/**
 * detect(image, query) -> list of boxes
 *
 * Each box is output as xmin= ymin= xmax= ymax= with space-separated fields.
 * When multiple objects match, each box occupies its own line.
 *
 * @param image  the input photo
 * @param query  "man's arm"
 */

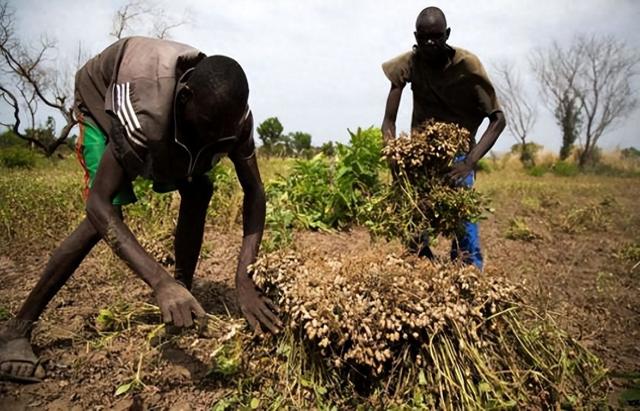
xmin=87 ymin=146 xmax=205 ymax=327
xmin=447 ymin=111 xmax=506 ymax=181
xmin=230 ymin=114 xmax=281 ymax=334
xmin=382 ymin=83 xmax=404 ymax=143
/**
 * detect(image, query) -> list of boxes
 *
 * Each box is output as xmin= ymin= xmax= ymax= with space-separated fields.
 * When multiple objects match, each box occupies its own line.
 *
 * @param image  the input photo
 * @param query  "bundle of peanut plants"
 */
xmin=368 ymin=120 xmax=487 ymax=246
xmin=249 ymin=245 xmax=608 ymax=409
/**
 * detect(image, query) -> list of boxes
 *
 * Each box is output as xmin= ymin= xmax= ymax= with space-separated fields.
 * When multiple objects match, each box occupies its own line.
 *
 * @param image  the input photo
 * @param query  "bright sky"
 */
xmin=4 ymin=0 xmax=640 ymax=152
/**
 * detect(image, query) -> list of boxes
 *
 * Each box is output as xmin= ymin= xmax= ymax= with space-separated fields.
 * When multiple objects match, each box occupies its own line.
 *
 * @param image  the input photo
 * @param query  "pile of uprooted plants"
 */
xmin=248 ymin=245 xmax=607 ymax=409
xmin=242 ymin=121 xmax=607 ymax=409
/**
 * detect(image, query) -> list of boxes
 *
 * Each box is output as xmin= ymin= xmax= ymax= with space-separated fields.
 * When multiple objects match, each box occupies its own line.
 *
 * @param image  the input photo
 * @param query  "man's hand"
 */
xmin=237 ymin=280 xmax=281 ymax=335
xmin=155 ymin=279 xmax=206 ymax=327
xmin=447 ymin=160 xmax=474 ymax=184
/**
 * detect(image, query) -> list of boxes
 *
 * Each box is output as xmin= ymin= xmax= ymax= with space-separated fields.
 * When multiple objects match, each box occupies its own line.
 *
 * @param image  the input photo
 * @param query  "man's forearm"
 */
xmin=382 ymin=119 xmax=396 ymax=143
xmin=86 ymin=199 xmax=171 ymax=289
xmin=235 ymin=187 xmax=266 ymax=285
xmin=466 ymin=112 xmax=506 ymax=165
xmin=382 ymin=84 xmax=403 ymax=143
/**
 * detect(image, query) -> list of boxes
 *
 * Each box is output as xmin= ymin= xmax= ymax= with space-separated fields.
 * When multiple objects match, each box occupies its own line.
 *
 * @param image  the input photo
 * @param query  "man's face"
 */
xmin=414 ymin=26 xmax=450 ymax=61
xmin=180 ymin=99 xmax=245 ymax=153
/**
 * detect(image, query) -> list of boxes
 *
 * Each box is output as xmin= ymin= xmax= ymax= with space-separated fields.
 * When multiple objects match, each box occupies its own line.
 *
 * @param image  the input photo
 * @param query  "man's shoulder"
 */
xmin=382 ymin=50 xmax=415 ymax=69
xmin=450 ymin=46 xmax=486 ymax=73
xmin=382 ymin=50 xmax=415 ymax=86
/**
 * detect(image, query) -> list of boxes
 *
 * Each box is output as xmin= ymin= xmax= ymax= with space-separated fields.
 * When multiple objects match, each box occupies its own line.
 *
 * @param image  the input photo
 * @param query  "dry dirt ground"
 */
xmin=0 ymin=173 xmax=639 ymax=410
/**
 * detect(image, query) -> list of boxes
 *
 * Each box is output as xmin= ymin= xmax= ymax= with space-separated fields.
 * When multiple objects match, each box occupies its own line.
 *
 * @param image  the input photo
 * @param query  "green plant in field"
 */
xmin=263 ymin=127 xmax=385 ymax=250
xmin=526 ymin=164 xmax=549 ymax=177
xmin=505 ymin=217 xmax=540 ymax=241
xmin=595 ymin=271 xmax=614 ymax=293
xmin=616 ymin=242 xmax=640 ymax=264
xmin=0 ymin=146 xmax=37 ymax=169
xmin=552 ymin=160 xmax=579 ymax=176
xmin=0 ymin=307 xmax=10 ymax=321
xmin=330 ymin=127 xmax=385 ymax=227
xmin=520 ymin=196 xmax=541 ymax=212
xmin=209 ymin=339 xmax=243 ymax=378
xmin=612 ymin=371 xmax=640 ymax=407
xmin=475 ymin=158 xmax=492 ymax=173
xmin=114 ymin=352 xmax=146 ymax=396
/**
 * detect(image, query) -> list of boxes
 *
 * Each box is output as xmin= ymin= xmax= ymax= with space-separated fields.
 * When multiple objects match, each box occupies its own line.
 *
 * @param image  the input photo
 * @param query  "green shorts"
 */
xmin=76 ymin=115 xmax=137 ymax=205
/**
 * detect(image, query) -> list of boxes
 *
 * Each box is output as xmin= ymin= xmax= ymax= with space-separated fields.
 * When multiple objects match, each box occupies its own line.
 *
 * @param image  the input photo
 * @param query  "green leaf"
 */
xmin=621 ymin=387 xmax=640 ymax=403
xmin=418 ymin=369 xmax=427 ymax=386
xmin=250 ymin=397 xmax=260 ymax=409
xmin=115 ymin=382 xmax=132 ymax=396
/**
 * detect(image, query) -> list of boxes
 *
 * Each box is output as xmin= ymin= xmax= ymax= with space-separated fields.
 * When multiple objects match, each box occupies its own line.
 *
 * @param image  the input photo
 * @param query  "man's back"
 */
xmin=74 ymin=36 xmax=206 ymax=182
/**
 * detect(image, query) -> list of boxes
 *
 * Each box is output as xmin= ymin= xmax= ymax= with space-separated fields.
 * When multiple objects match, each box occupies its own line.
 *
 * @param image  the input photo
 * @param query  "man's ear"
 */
xmin=445 ymin=27 xmax=451 ymax=41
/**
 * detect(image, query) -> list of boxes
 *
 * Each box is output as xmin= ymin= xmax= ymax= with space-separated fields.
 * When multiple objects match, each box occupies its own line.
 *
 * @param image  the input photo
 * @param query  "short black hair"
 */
xmin=416 ymin=7 xmax=447 ymax=31
xmin=188 ymin=55 xmax=249 ymax=119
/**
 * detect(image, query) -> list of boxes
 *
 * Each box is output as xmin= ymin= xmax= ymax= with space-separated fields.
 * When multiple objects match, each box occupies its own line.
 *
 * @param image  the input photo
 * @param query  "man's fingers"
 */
xmin=180 ymin=305 xmax=194 ymax=328
xmin=255 ymin=308 xmax=279 ymax=334
xmin=171 ymin=306 xmax=185 ymax=327
xmin=241 ymin=307 xmax=259 ymax=331
xmin=263 ymin=297 xmax=279 ymax=313
xmin=260 ymin=304 xmax=282 ymax=329
xmin=191 ymin=301 xmax=206 ymax=318
xmin=160 ymin=305 xmax=172 ymax=324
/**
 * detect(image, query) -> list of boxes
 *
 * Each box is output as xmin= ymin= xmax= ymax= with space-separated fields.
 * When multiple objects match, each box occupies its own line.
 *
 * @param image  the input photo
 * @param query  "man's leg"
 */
xmin=450 ymin=159 xmax=483 ymax=270
xmin=174 ymin=175 xmax=214 ymax=290
xmin=0 ymin=216 xmax=102 ymax=382
xmin=409 ymin=231 xmax=435 ymax=260
xmin=1 ymin=114 xmax=134 ymax=382
xmin=450 ymin=221 xmax=483 ymax=270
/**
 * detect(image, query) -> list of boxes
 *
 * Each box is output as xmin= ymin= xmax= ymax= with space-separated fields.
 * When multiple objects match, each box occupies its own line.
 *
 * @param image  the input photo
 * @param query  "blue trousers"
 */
xmin=418 ymin=161 xmax=483 ymax=270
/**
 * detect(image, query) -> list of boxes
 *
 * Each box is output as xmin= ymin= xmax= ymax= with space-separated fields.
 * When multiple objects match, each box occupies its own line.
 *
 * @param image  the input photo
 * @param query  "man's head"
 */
xmin=178 ymin=55 xmax=249 ymax=150
xmin=414 ymin=7 xmax=451 ymax=62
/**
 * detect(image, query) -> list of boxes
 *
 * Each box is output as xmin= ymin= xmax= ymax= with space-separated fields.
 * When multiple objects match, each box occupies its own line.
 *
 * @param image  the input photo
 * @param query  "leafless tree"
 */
xmin=532 ymin=35 xmax=639 ymax=167
xmin=111 ymin=0 xmax=191 ymax=40
xmin=573 ymin=35 xmax=639 ymax=167
xmin=493 ymin=61 xmax=537 ymax=166
xmin=0 ymin=2 xmax=77 ymax=156
xmin=530 ymin=41 xmax=583 ymax=161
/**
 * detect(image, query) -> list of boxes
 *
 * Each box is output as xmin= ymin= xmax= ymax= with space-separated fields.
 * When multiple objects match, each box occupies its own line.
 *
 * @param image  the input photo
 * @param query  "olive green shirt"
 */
xmin=382 ymin=46 xmax=501 ymax=144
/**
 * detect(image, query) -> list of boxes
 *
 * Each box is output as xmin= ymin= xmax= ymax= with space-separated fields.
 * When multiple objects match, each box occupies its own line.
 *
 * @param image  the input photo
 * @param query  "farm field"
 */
xmin=0 ymin=154 xmax=639 ymax=410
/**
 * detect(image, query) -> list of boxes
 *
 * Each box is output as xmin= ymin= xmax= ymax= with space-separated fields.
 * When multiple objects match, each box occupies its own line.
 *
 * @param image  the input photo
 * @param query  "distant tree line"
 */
xmin=256 ymin=116 xmax=336 ymax=158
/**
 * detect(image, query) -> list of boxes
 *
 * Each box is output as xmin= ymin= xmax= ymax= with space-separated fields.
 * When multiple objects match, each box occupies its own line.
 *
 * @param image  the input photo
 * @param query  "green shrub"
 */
xmin=526 ymin=164 xmax=549 ymax=177
xmin=0 ymin=147 xmax=37 ymax=169
xmin=552 ymin=160 xmax=579 ymax=177
xmin=475 ymin=158 xmax=492 ymax=173
xmin=621 ymin=147 xmax=640 ymax=159
xmin=0 ymin=130 xmax=25 ymax=147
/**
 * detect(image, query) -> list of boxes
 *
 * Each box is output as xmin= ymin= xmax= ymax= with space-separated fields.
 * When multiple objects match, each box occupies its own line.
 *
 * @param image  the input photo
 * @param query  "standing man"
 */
xmin=0 ymin=36 xmax=280 ymax=383
xmin=381 ymin=7 xmax=506 ymax=269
